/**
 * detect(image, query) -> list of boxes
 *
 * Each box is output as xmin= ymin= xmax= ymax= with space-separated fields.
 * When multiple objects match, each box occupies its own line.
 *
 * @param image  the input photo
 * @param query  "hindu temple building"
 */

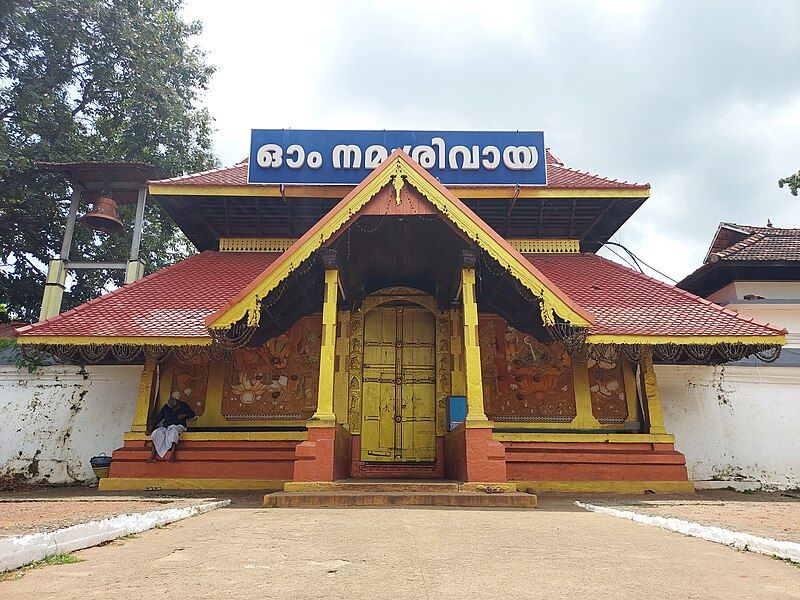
xmin=15 ymin=131 xmax=787 ymax=496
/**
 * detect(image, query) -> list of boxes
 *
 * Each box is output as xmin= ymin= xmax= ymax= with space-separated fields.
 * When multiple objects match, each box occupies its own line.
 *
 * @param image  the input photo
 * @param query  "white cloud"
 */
xmin=181 ymin=0 xmax=800 ymax=281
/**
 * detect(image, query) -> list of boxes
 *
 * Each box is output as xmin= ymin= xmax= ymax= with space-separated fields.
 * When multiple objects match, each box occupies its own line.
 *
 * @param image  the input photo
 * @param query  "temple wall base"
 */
xmin=107 ymin=439 xmax=300 ymax=482
xmin=503 ymin=441 xmax=691 ymax=493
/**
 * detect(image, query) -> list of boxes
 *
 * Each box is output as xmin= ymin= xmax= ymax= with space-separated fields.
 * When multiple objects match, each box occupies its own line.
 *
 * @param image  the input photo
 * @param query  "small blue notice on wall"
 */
xmin=248 ymin=130 xmax=546 ymax=186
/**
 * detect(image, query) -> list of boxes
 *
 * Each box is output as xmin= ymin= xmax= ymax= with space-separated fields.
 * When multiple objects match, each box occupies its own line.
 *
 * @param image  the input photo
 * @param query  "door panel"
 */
xmin=361 ymin=305 xmax=436 ymax=462
xmin=362 ymin=307 xmax=397 ymax=461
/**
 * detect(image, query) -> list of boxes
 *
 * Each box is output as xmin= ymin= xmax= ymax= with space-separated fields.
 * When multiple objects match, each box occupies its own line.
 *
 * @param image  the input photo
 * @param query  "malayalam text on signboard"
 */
xmin=248 ymin=130 xmax=546 ymax=185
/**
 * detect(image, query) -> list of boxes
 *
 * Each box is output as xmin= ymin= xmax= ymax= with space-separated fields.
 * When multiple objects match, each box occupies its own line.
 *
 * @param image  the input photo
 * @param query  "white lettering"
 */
xmin=256 ymin=144 xmax=282 ymax=168
xmin=481 ymin=145 xmax=500 ymax=169
xmin=431 ymin=137 xmax=446 ymax=169
xmin=411 ymin=145 xmax=436 ymax=168
xmin=332 ymin=144 xmax=362 ymax=169
xmin=502 ymin=145 xmax=539 ymax=170
xmin=365 ymin=145 xmax=388 ymax=168
xmin=285 ymin=144 xmax=305 ymax=169
xmin=307 ymin=151 xmax=323 ymax=169
xmin=448 ymin=145 xmax=480 ymax=170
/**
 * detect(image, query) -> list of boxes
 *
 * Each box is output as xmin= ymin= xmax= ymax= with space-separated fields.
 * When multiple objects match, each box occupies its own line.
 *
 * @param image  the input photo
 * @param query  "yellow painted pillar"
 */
xmin=461 ymin=267 xmax=489 ymax=424
xmin=622 ymin=357 xmax=640 ymax=425
xmin=124 ymin=259 xmax=145 ymax=284
xmin=449 ymin=308 xmax=466 ymax=396
xmin=571 ymin=359 xmax=601 ymax=428
xmin=39 ymin=259 xmax=67 ymax=320
xmin=640 ymin=349 xmax=667 ymax=434
xmin=310 ymin=267 xmax=339 ymax=425
xmin=130 ymin=359 xmax=157 ymax=433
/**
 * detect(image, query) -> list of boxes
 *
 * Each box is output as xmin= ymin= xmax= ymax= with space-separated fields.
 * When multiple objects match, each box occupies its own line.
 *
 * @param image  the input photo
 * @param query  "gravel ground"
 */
xmin=594 ymin=489 xmax=800 ymax=543
xmin=0 ymin=487 xmax=210 ymax=538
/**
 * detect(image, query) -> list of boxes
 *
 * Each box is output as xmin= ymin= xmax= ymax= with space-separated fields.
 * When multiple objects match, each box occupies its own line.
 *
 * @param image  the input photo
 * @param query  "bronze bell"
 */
xmin=79 ymin=196 xmax=124 ymax=234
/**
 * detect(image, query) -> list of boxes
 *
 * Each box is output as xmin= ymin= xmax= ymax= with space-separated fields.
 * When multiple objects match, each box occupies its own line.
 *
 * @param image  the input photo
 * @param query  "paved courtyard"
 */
xmin=1 ymin=495 xmax=798 ymax=599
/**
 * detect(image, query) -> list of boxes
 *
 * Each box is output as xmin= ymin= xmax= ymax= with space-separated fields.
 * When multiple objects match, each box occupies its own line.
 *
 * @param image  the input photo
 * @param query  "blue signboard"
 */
xmin=247 ymin=129 xmax=546 ymax=186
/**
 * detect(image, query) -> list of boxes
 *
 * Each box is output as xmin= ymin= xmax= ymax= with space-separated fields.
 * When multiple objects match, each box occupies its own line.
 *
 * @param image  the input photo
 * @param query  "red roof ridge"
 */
xmin=149 ymin=163 xmax=245 ymax=185
xmin=17 ymin=252 xmax=208 ymax=336
xmin=546 ymin=161 xmax=650 ymax=189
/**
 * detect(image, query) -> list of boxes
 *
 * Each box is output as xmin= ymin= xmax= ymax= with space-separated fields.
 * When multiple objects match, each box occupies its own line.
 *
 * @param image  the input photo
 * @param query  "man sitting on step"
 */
xmin=147 ymin=394 xmax=196 ymax=462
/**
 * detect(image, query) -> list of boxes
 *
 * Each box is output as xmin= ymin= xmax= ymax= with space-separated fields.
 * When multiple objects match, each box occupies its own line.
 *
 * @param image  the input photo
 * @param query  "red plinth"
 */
xmin=107 ymin=439 xmax=300 ymax=480
xmin=503 ymin=441 xmax=689 ymax=482
xmin=444 ymin=425 xmax=507 ymax=482
xmin=293 ymin=425 xmax=351 ymax=482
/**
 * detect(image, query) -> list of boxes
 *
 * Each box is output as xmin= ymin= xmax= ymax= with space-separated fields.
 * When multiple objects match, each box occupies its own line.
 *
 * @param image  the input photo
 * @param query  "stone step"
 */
xmin=263 ymin=491 xmax=538 ymax=509
xmin=284 ymin=480 xmax=461 ymax=493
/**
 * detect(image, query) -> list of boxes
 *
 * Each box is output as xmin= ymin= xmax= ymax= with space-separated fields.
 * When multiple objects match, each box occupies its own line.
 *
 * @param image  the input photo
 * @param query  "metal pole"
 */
xmin=130 ymin=185 xmax=147 ymax=261
xmin=60 ymin=187 xmax=82 ymax=259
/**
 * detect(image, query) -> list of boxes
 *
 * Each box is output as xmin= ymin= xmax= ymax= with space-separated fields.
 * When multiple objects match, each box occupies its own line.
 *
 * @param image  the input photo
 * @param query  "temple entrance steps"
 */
xmin=263 ymin=479 xmax=538 ymax=508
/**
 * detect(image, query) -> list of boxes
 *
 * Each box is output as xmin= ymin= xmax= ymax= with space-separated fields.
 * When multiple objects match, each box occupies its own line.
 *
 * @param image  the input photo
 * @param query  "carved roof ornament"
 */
xmin=461 ymin=249 xmax=478 ymax=270
xmin=319 ymin=248 xmax=339 ymax=270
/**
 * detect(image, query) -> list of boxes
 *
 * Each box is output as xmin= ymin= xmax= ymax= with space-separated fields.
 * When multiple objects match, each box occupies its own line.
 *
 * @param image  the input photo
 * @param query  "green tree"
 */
xmin=779 ymin=171 xmax=800 ymax=196
xmin=0 ymin=0 xmax=216 ymax=323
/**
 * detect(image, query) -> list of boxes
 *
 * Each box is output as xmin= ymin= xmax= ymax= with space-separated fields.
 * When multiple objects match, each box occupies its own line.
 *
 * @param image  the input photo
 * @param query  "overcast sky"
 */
xmin=182 ymin=0 xmax=800 ymax=282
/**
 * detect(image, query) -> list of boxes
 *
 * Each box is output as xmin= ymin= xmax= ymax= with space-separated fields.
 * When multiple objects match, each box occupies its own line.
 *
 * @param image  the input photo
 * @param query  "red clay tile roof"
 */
xmin=16 ymin=252 xmax=280 ymax=340
xmin=151 ymin=149 xmax=648 ymax=191
xmin=528 ymin=253 xmax=786 ymax=338
xmin=16 ymin=250 xmax=784 ymax=343
xmin=705 ymin=223 xmax=800 ymax=263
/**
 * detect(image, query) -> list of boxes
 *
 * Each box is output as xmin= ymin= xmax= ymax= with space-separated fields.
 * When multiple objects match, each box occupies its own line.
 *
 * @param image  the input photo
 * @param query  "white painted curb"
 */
xmin=575 ymin=501 xmax=800 ymax=564
xmin=0 ymin=499 xmax=230 ymax=572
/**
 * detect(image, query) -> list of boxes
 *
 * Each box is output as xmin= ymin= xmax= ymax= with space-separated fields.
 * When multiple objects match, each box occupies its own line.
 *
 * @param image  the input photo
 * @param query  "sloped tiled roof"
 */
xmin=705 ymin=223 xmax=800 ymax=263
xmin=16 ymin=252 xmax=280 ymax=340
xmin=529 ymin=253 xmax=786 ymax=338
xmin=15 ymin=250 xmax=784 ymax=343
xmin=150 ymin=150 xmax=648 ymax=191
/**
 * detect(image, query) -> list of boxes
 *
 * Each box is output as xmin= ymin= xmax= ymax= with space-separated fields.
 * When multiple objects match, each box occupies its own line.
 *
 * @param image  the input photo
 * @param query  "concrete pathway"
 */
xmin=1 ymin=497 xmax=798 ymax=599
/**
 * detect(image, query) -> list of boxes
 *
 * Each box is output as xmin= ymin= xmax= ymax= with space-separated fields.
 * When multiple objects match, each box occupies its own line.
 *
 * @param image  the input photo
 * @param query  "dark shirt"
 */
xmin=153 ymin=400 xmax=196 ymax=429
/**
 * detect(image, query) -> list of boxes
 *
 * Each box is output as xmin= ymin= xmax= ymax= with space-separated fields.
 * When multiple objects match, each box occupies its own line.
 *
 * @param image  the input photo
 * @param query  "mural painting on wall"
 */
xmin=169 ymin=359 xmax=209 ymax=416
xmin=588 ymin=351 xmax=629 ymax=423
xmin=221 ymin=315 xmax=323 ymax=420
xmin=478 ymin=315 xmax=576 ymax=421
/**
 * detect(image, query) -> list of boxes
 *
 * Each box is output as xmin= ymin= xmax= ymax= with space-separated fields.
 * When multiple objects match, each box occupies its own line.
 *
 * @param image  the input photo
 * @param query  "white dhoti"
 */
xmin=151 ymin=424 xmax=186 ymax=458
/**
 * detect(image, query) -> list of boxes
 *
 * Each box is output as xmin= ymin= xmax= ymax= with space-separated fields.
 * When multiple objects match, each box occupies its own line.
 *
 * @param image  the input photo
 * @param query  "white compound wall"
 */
xmin=658 ymin=364 xmax=800 ymax=490
xmin=0 ymin=364 xmax=140 ymax=483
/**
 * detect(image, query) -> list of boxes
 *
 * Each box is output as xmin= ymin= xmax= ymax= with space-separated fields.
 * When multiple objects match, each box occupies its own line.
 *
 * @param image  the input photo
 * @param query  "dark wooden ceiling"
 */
xmin=155 ymin=193 xmax=643 ymax=253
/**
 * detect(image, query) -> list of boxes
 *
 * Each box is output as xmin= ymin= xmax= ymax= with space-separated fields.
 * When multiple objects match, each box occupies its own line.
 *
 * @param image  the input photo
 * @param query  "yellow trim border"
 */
xmin=508 ymin=239 xmax=580 ymax=253
xmin=99 ymin=477 xmax=287 ymax=491
xmin=149 ymin=182 xmax=650 ymax=200
xmin=493 ymin=432 xmax=676 ymax=443
xmin=123 ymin=431 xmax=307 ymax=442
xmin=587 ymin=334 xmax=786 ymax=346
xmin=514 ymin=480 xmax=695 ymax=494
xmin=219 ymin=237 xmax=297 ymax=252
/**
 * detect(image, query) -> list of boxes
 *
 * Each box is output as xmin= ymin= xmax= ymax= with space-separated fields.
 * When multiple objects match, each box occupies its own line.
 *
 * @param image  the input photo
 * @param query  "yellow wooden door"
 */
xmin=361 ymin=305 xmax=436 ymax=462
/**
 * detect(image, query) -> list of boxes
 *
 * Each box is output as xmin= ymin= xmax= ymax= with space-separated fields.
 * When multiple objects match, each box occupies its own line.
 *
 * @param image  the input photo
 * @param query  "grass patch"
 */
xmin=771 ymin=555 xmax=800 ymax=568
xmin=117 ymin=533 xmax=139 ymax=540
xmin=0 ymin=552 xmax=83 ymax=582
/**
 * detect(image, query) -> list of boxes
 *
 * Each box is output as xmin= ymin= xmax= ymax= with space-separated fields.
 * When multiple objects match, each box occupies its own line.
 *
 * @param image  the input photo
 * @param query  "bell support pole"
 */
xmin=36 ymin=162 xmax=158 ymax=320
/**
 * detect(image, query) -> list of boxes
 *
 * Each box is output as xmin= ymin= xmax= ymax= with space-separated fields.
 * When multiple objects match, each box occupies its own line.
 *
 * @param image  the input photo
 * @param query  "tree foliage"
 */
xmin=0 ymin=0 xmax=217 ymax=322
xmin=779 ymin=171 xmax=800 ymax=196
